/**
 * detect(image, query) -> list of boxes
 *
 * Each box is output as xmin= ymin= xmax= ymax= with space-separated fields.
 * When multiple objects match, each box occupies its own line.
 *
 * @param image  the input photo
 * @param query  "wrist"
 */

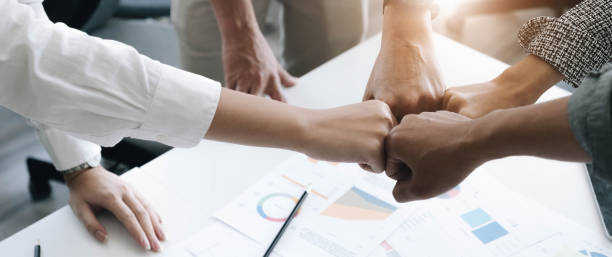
xmin=292 ymin=109 xmax=320 ymax=155
xmin=494 ymin=55 xmax=563 ymax=104
xmin=382 ymin=7 xmax=433 ymax=50
xmin=64 ymin=166 xmax=97 ymax=185
xmin=470 ymin=109 xmax=521 ymax=161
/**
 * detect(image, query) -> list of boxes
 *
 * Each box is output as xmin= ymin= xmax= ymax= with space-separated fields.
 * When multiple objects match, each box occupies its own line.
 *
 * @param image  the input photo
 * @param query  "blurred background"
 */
xmin=0 ymin=0 xmax=579 ymax=241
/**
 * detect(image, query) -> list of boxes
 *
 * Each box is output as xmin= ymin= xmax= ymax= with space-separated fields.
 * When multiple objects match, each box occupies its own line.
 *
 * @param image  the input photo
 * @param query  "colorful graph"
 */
xmin=580 ymin=250 xmax=609 ymax=257
xmin=438 ymin=185 xmax=461 ymax=199
xmin=460 ymin=208 xmax=508 ymax=244
xmin=322 ymin=187 xmax=397 ymax=220
xmin=257 ymin=193 xmax=298 ymax=222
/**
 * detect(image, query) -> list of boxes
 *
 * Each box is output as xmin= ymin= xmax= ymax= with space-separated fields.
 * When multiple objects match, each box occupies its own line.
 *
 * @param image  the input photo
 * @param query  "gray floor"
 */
xmin=0 ymin=5 xmax=559 ymax=241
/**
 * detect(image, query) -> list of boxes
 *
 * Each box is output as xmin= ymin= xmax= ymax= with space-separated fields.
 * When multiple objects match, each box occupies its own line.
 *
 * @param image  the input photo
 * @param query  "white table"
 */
xmin=0 ymin=34 xmax=603 ymax=256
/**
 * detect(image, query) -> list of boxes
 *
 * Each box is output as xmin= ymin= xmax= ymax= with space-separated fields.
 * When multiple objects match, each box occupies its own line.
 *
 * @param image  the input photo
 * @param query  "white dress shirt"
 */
xmin=1 ymin=0 xmax=221 ymax=170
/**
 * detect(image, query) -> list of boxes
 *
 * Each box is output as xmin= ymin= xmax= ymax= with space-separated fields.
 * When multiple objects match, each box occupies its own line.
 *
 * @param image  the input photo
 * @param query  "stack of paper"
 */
xmin=180 ymin=154 xmax=612 ymax=257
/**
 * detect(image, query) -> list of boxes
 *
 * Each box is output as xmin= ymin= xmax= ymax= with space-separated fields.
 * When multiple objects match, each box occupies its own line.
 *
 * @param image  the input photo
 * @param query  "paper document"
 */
xmin=214 ymin=154 xmax=416 ymax=257
xmin=368 ymin=172 xmax=612 ymax=257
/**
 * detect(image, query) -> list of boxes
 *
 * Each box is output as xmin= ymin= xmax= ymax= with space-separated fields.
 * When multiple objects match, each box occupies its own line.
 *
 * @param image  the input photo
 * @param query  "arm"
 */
xmin=443 ymin=54 xmax=563 ymax=118
xmin=385 ymin=97 xmax=591 ymax=202
xmin=518 ymin=0 xmax=612 ymax=87
xmin=209 ymin=0 xmax=296 ymax=101
xmin=443 ymin=0 xmax=612 ymax=118
xmin=206 ymin=89 xmax=396 ymax=172
xmin=363 ymin=0 xmax=445 ymax=119
xmin=1 ymin=0 xmax=394 ymax=168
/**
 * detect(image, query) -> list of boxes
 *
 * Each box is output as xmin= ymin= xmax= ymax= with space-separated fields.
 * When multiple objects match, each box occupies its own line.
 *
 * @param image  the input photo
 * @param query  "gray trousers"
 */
xmin=171 ymin=0 xmax=382 ymax=82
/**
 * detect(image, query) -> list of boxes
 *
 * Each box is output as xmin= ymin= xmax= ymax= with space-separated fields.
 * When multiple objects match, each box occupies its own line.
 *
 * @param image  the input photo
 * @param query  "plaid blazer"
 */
xmin=518 ymin=0 xmax=612 ymax=87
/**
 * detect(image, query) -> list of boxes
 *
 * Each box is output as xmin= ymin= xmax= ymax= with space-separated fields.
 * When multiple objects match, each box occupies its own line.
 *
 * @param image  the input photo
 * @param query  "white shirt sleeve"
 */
xmin=0 ymin=0 xmax=221 ymax=148
xmin=20 ymin=1 xmax=103 ymax=172
xmin=36 ymin=126 xmax=102 ymax=171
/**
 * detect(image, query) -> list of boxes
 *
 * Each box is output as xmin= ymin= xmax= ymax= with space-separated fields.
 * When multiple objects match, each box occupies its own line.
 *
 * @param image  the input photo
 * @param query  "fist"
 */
xmin=384 ymin=111 xmax=485 ymax=202
xmin=303 ymin=100 xmax=396 ymax=173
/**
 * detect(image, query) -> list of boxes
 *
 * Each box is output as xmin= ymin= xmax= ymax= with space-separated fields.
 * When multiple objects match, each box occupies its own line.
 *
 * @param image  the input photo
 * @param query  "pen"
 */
xmin=262 ymin=184 xmax=312 ymax=257
xmin=34 ymin=239 xmax=40 ymax=257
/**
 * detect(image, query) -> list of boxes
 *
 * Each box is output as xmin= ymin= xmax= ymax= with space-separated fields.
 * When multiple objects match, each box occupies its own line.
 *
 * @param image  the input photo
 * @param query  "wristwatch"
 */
xmin=59 ymin=162 xmax=94 ymax=175
xmin=58 ymin=154 xmax=101 ymax=175
xmin=383 ymin=0 xmax=439 ymax=19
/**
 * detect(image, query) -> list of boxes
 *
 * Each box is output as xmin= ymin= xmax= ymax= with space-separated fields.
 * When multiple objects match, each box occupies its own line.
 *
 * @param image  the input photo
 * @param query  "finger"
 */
xmin=359 ymin=163 xmax=374 ymax=173
xmin=267 ymin=83 xmax=287 ymax=102
xmin=225 ymin=75 xmax=237 ymax=90
xmin=279 ymin=68 xmax=297 ymax=88
xmin=105 ymin=199 xmax=151 ymax=251
xmin=235 ymin=82 xmax=250 ymax=93
xmin=134 ymin=192 xmax=165 ymax=241
xmin=362 ymin=92 xmax=374 ymax=102
xmin=72 ymin=201 xmax=108 ymax=242
xmin=393 ymin=180 xmax=418 ymax=203
xmin=124 ymin=193 xmax=162 ymax=252
xmin=368 ymin=146 xmax=387 ymax=174
xmin=437 ymin=111 xmax=472 ymax=121
xmin=252 ymin=75 xmax=268 ymax=96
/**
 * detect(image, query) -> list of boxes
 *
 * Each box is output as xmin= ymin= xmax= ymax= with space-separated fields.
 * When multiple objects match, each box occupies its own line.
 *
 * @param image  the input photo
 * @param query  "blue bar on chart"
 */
xmin=460 ymin=208 xmax=492 ymax=228
xmin=472 ymin=222 xmax=508 ymax=244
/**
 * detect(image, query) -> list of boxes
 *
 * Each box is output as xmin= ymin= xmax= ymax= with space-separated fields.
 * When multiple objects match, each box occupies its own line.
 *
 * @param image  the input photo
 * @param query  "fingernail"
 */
xmin=152 ymin=240 xmax=162 ymax=252
xmin=158 ymin=228 xmax=166 ymax=241
xmin=95 ymin=230 xmax=107 ymax=242
xmin=141 ymin=238 xmax=151 ymax=250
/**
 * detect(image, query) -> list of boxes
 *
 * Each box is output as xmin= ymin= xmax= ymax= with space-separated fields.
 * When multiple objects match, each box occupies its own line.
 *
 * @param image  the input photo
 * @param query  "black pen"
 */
xmin=262 ymin=184 xmax=312 ymax=257
xmin=34 ymin=239 xmax=40 ymax=257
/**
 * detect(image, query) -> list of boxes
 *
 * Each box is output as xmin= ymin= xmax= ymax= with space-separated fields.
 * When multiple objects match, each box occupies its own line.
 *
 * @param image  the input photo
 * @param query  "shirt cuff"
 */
xmin=36 ymin=126 xmax=102 ymax=171
xmin=568 ymin=67 xmax=612 ymax=183
xmin=133 ymin=60 xmax=222 ymax=148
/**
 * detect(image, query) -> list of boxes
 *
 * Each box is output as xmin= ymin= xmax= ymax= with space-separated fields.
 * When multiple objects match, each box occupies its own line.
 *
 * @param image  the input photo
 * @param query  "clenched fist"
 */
xmin=384 ymin=111 xmax=483 ymax=202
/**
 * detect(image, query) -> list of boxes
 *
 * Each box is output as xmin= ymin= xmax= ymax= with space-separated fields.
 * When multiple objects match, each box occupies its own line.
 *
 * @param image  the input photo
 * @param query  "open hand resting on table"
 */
xmin=65 ymin=166 xmax=165 ymax=252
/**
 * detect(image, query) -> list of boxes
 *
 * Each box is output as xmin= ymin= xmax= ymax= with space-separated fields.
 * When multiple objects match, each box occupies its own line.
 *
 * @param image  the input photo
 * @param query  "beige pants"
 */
xmin=171 ymin=0 xmax=382 ymax=82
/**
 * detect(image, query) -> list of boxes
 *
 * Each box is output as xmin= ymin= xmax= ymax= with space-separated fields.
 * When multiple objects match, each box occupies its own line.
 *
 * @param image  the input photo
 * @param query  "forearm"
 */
xmin=382 ymin=2 xmax=433 ymax=50
xmin=210 ymin=0 xmax=260 ymax=44
xmin=205 ymin=88 xmax=309 ymax=152
xmin=472 ymin=97 xmax=591 ymax=162
xmin=493 ymin=55 xmax=564 ymax=104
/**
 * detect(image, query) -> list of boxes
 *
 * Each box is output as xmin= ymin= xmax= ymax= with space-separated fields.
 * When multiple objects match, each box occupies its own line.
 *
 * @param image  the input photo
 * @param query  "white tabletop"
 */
xmin=0 ymin=33 xmax=602 ymax=256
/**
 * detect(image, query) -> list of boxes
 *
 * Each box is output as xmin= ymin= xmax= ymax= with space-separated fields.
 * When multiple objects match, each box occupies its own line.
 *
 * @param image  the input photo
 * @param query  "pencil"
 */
xmin=262 ymin=184 xmax=312 ymax=257
xmin=34 ymin=239 xmax=40 ymax=257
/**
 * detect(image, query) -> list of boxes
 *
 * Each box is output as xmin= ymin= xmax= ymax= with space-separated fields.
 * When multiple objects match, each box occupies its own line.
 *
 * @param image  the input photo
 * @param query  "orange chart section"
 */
xmin=321 ymin=203 xmax=392 ymax=220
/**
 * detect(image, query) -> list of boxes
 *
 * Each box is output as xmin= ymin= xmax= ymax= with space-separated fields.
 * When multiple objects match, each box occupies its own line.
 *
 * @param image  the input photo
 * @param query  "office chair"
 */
xmin=28 ymin=0 xmax=175 ymax=201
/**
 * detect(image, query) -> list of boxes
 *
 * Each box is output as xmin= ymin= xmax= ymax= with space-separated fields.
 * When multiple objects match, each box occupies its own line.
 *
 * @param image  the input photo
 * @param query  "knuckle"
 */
xmin=124 ymin=212 xmax=136 ymax=221
xmin=135 ymin=207 xmax=148 ymax=219
xmin=102 ymin=191 xmax=119 ymax=202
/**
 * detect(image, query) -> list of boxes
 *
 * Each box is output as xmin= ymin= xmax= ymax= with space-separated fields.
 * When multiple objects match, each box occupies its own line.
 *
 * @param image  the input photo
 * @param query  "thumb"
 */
xmin=392 ymin=179 xmax=419 ymax=203
xmin=73 ymin=201 xmax=107 ymax=242
xmin=278 ymin=68 xmax=297 ymax=88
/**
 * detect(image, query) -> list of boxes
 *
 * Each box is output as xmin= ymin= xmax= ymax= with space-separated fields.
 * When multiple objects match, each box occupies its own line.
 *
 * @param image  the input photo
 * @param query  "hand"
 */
xmin=385 ymin=111 xmax=484 ymax=202
xmin=443 ymin=55 xmax=564 ymax=118
xmin=222 ymin=31 xmax=297 ymax=102
xmin=301 ymin=100 xmax=396 ymax=173
xmin=363 ymin=5 xmax=444 ymax=119
xmin=65 ymin=166 xmax=164 ymax=252
xmin=442 ymin=79 xmax=534 ymax=118
xmin=364 ymin=42 xmax=445 ymax=119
